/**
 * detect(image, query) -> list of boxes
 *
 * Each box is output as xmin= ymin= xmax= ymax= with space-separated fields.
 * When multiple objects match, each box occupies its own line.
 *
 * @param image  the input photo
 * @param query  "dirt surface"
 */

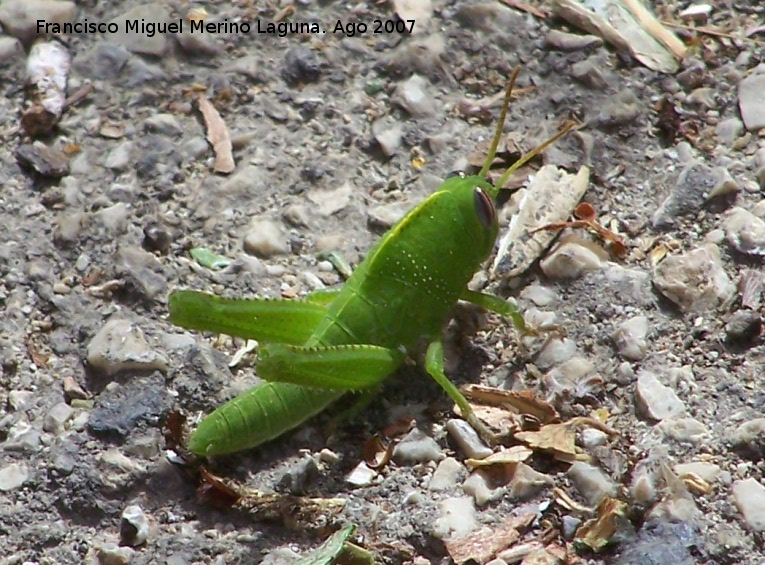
xmin=2 ymin=0 xmax=765 ymax=563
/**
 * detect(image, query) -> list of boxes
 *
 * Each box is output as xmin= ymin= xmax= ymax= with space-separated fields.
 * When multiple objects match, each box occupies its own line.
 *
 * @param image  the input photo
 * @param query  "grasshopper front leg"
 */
xmin=425 ymin=339 xmax=501 ymax=445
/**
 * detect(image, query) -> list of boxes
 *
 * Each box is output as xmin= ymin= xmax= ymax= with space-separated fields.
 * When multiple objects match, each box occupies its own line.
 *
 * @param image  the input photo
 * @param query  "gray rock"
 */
xmin=0 ymin=0 xmax=76 ymax=43
xmin=716 ymin=117 xmax=744 ymax=145
xmin=653 ymin=161 xmax=725 ymax=228
xmin=87 ymin=317 xmax=169 ymax=376
xmin=733 ymin=478 xmax=765 ymax=531
xmin=89 ymin=377 xmax=172 ymax=439
xmin=368 ymin=202 xmax=410 ymax=230
xmin=571 ymin=58 xmax=608 ymax=89
xmin=281 ymin=45 xmax=321 ymax=85
xmin=307 ymin=183 xmax=352 ymax=217
xmin=594 ymin=90 xmax=640 ymax=127
xmin=636 ymin=371 xmax=686 ymax=421
xmin=373 ymin=121 xmax=404 ymax=157
xmin=432 ymin=496 xmax=477 ymax=539
xmin=653 ymin=244 xmax=734 ymax=312
xmin=72 ymin=42 xmax=130 ymax=80
xmin=392 ymin=74 xmax=435 ymax=117
xmin=568 ymin=461 xmax=617 ymax=506
xmin=614 ymin=521 xmax=698 ymax=565
xmin=738 ymin=72 xmax=765 ymax=131
xmin=429 ymin=457 xmax=464 ymax=491
xmin=658 ymin=418 xmax=709 ymax=443
xmin=725 ymin=207 xmax=765 ymax=256
xmin=16 ymin=143 xmax=70 ymax=178
xmin=243 ymin=220 xmax=289 ymax=257
xmin=545 ymin=30 xmax=603 ymax=51
xmin=175 ymin=30 xmax=221 ymax=57
xmin=508 ymin=462 xmax=553 ymax=500
xmin=0 ymin=463 xmax=29 ymax=491
xmin=43 ymin=402 xmax=75 ymax=434
xmin=109 ymin=4 xmax=171 ymax=56
xmin=463 ymin=470 xmax=503 ymax=506
xmin=612 ymin=316 xmax=649 ymax=360
xmin=730 ymin=418 xmax=765 ymax=461
xmin=445 ymin=419 xmax=492 ymax=460
xmin=114 ymin=245 xmax=168 ymax=301
xmin=143 ymin=113 xmax=184 ymax=137
xmin=97 ymin=203 xmax=130 ymax=234
xmin=104 ymin=141 xmax=133 ymax=172
xmin=392 ymin=428 xmax=445 ymax=464
xmin=120 ymin=505 xmax=150 ymax=546
xmin=0 ymin=36 xmax=23 ymax=65
xmin=725 ymin=310 xmax=762 ymax=344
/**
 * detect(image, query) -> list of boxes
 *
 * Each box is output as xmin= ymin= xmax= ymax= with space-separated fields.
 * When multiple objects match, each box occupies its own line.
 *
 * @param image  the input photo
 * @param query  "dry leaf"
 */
xmin=463 ymin=385 xmax=560 ymax=424
xmin=445 ymin=513 xmax=535 ymax=565
xmin=197 ymin=96 xmax=235 ymax=173
xmin=466 ymin=445 xmax=533 ymax=468
xmin=516 ymin=417 xmax=615 ymax=463
xmin=574 ymin=497 xmax=630 ymax=551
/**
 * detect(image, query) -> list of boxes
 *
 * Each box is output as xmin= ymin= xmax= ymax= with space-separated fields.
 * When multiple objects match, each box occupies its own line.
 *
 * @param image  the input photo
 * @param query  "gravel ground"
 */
xmin=2 ymin=0 xmax=765 ymax=564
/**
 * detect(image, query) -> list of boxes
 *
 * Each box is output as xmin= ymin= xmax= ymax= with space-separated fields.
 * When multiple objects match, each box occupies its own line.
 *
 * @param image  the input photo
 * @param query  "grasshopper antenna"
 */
xmin=478 ymin=66 xmax=521 ymax=180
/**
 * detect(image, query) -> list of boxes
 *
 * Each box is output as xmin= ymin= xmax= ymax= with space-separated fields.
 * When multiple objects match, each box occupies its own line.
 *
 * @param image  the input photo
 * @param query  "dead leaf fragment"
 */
xmin=516 ymin=417 xmax=616 ymax=463
xmin=445 ymin=513 xmax=535 ymax=565
xmin=466 ymin=445 xmax=533 ymax=468
xmin=463 ymin=385 xmax=560 ymax=425
xmin=197 ymin=96 xmax=235 ymax=173
xmin=574 ymin=497 xmax=630 ymax=551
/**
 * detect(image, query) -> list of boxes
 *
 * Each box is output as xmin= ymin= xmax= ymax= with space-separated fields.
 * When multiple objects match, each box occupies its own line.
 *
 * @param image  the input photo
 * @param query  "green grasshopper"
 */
xmin=169 ymin=68 xmax=570 ymax=455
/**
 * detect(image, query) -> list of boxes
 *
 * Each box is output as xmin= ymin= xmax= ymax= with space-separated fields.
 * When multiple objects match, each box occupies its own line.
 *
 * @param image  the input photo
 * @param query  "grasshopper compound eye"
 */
xmin=474 ymin=187 xmax=496 ymax=230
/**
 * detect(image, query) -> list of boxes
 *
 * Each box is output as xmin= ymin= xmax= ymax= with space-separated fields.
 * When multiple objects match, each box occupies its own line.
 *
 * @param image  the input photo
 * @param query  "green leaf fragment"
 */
xmin=317 ymin=251 xmax=353 ymax=280
xmin=292 ymin=524 xmax=375 ymax=565
xmin=190 ymin=247 xmax=231 ymax=270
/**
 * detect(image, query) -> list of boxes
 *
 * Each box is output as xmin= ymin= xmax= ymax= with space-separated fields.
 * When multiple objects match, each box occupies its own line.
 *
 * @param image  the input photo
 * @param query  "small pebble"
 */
xmin=568 ymin=461 xmax=617 ymax=506
xmin=508 ymin=463 xmax=553 ymax=500
xmin=96 ymin=543 xmax=135 ymax=565
xmin=243 ymin=220 xmax=289 ymax=257
xmin=658 ymin=418 xmax=709 ymax=443
xmin=725 ymin=207 xmax=765 ymax=256
xmin=0 ymin=463 xmax=29 ymax=491
xmin=738 ymin=72 xmax=765 ymax=131
xmin=120 ymin=505 xmax=150 ymax=546
xmin=87 ymin=317 xmax=169 ymax=376
xmin=653 ymin=244 xmax=734 ymax=312
xmin=429 ymin=457 xmax=464 ymax=491
xmin=432 ymin=496 xmax=477 ymax=539
xmin=392 ymin=74 xmax=435 ymax=117
xmin=539 ymin=238 xmax=607 ymax=279
xmin=463 ymin=470 xmax=504 ymax=506
xmin=730 ymin=418 xmax=765 ymax=461
xmin=544 ymin=30 xmax=603 ymax=51
xmin=445 ymin=419 xmax=492 ymax=460
xmin=635 ymin=371 xmax=686 ymax=421
xmin=368 ymin=202 xmax=411 ymax=230
xmin=392 ymin=428 xmax=445 ymax=464
xmin=43 ymin=402 xmax=75 ymax=435
xmin=674 ymin=462 xmax=721 ymax=483
xmin=612 ymin=316 xmax=649 ymax=360
xmin=725 ymin=310 xmax=762 ymax=344
xmin=733 ymin=478 xmax=765 ymax=531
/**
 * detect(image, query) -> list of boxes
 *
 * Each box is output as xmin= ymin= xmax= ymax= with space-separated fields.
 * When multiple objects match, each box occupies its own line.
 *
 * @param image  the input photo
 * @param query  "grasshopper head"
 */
xmin=438 ymin=173 xmax=499 ymax=259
